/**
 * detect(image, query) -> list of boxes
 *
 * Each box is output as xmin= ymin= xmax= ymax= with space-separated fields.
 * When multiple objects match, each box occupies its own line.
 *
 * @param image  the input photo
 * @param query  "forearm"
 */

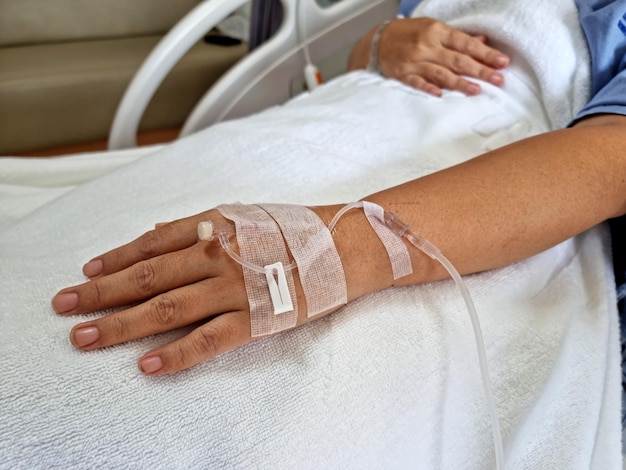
xmin=318 ymin=115 xmax=626 ymax=302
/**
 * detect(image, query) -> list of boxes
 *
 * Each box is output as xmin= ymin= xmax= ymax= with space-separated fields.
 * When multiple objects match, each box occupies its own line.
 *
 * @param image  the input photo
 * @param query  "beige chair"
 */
xmin=0 ymin=0 xmax=247 ymax=155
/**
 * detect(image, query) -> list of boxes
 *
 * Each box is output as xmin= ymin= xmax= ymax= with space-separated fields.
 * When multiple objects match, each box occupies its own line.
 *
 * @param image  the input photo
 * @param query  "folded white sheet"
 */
xmin=0 ymin=145 xmax=162 ymax=229
xmin=0 ymin=66 xmax=620 ymax=469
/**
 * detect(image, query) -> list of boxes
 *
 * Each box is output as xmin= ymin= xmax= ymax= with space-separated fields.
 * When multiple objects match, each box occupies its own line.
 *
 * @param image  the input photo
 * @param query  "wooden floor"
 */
xmin=15 ymin=128 xmax=180 ymax=157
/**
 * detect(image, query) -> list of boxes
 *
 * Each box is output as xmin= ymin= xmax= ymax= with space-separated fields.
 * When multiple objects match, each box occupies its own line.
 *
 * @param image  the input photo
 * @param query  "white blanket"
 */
xmin=0 ymin=146 xmax=161 ymax=228
xmin=0 ymin=67 xmax=620 ymax=468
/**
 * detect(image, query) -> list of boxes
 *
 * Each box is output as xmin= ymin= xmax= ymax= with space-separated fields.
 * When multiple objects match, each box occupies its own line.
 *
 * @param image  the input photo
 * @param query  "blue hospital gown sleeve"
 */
xmin=574 ymin=0 xmax=626 ymax=120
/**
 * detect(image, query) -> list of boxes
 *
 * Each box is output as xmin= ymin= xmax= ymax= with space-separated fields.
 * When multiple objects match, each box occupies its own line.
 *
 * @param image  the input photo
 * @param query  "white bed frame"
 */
xmin=108 ymin=0 xmax=400 ymax=149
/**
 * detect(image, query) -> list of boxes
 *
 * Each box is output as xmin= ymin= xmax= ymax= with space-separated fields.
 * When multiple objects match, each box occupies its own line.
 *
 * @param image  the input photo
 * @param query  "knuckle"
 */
xmin=130 ymin=262 xmax=158 ymax=296
xmin=194 ymin=327 xmax=221 ymax=358
xmin=90 ymin=281 xmax=105 ymax=306
xmin=108 ymin=315 xmax=127 ymax=339
xmin=451 ymin=53 xmax=468 ymax=72
xmin=424 ymin=19 xmax=442 ymax=33
xmin=108 ymin=251 xmax=121 ymax=272
xmin=462 ymin=38 xmax=478 ymax=54
xmin=479 ymin=67 xmax=495 ymax=81
xmin=169 ymin=343 xmax=191 ymax=369
xmin=430 ymin=67 xmax=448 ymax=84
xmin=137 ymin=230 xmax=159 ymax=259
xmin=194 ymin=323 xmax=236 ymax=359
xmin=150 ymin=296 xmax=179 ymax=328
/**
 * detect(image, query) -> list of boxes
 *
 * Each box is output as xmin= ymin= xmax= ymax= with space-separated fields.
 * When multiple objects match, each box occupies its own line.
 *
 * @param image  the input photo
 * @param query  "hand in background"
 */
xmin=349 ymin=17 xmax=510 ymax=97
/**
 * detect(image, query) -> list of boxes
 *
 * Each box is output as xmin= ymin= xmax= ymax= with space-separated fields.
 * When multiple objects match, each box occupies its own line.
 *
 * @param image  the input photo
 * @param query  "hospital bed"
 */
xmin=0 ymin=1 xmax=622 ymax=468
xmin=108 ymin=0 xmax=400 ymax=149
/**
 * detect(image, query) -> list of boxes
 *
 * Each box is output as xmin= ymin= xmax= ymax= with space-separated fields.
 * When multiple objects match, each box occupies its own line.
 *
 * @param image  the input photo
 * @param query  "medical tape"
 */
xmin=258 ymin=204 xmax=348 ymax=318
xmin=362 ymin=201 xmax=413 ymax=279
xmin=216 ymin=204 xmax=298 ymax=337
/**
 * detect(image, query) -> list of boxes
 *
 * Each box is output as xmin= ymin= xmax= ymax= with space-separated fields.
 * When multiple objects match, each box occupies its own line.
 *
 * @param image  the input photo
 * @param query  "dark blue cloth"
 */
xmin=611 ymin=216 xmax=626 ymax=426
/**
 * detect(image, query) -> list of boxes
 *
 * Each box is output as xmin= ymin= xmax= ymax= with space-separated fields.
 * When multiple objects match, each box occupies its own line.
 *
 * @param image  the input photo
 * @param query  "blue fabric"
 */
xmin=574 ymin=0 xmax=626 ymax=120
xmin=398 ymin=0 xmax=421 ymax=17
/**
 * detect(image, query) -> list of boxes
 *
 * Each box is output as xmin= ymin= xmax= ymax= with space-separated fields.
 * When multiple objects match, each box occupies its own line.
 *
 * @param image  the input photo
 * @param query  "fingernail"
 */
xmin=73 ymin=326 xmax=99 ymax=347
xmin=467 ymin=83 xmax=481 ymax=95
xmin=83 ymin=259 xmax=103 ymax=278
xmin=494 ymin=55 xmax=509 ymax=67
xmin=52 ymin=292 xmax=79 ymax=313
xmin=140 ymin=356 xmax=163 ymax=374
xmin=489 ymin=73 xmax=504 ymax=86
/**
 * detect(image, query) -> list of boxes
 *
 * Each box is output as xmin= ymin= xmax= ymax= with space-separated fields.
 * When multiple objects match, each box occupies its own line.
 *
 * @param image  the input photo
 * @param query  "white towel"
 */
xmin=0 ymin=146 xmax=161 ymax=228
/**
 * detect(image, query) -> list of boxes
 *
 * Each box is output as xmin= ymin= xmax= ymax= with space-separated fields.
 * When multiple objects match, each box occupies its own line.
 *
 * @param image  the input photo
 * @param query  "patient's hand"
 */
xmin=51 ymin=205 xmax=392 ymax=375
xmin=348 ymin=17 xmax=509 ymax=96
xmin=52 ymin=210 xmax=263 ymax=375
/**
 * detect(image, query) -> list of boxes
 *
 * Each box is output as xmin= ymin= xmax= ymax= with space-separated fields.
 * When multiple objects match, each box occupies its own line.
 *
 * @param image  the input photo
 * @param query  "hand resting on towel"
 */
xmin=50 ymin=204 xmax=406 ymax=375
xmin=348 ymin=17 xmax=510 ymax=96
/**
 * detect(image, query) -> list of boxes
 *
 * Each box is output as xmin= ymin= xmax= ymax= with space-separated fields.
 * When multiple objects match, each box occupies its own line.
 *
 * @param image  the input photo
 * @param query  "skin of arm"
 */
xmin=324 ymin=114 xmax=626 ymax=302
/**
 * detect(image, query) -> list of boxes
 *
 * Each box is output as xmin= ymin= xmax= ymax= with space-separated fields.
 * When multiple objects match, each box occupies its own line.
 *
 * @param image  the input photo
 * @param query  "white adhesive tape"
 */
xmin=259 ymin=204 xmax=348 ymax=317
xmin=217 ymin=204 xmax=298 ymax=337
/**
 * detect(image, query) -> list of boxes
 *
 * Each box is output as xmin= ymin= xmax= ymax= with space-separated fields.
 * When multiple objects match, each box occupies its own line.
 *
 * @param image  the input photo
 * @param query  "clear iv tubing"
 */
xmin=197 ymin=221 xmax=297 ymax=274
xmin=328 ymin=202 xmax=505 ymax=470
xmin=201 ymin=201 xmax=504 ymax=469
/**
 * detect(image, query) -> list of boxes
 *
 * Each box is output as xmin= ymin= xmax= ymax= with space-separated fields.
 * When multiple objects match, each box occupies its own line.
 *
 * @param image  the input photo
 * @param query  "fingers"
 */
xmin=138 ymin=311 xmax=252 ymax=375
xmin=69 ymin=277 xmax=248 ymax=353
xmin=399 ymin=63 xmax=482 ymax=96
xmin=440 ymin=49 xmax=504 ymax=87
xmin=377 ymin=17 xmax=510 ymax=96
xmin=398 ymin=74 xmax=442 ymax=97
xmin=82 ymin=215 xmax=209 ymax=279
xmin=60 ymin=207 xmax=253 ymax=376
xmin=445 ymin=28 xmax=509 ymax=70
xmin=53 ymin=241 xmax=237 ymax=315
xmin=435 ymin=29 xmax=507 ymax=90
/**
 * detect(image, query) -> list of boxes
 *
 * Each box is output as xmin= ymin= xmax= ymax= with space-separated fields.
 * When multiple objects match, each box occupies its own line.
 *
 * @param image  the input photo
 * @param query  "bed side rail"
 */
xmin=108 ymin=0 xmax=399 ymax=149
